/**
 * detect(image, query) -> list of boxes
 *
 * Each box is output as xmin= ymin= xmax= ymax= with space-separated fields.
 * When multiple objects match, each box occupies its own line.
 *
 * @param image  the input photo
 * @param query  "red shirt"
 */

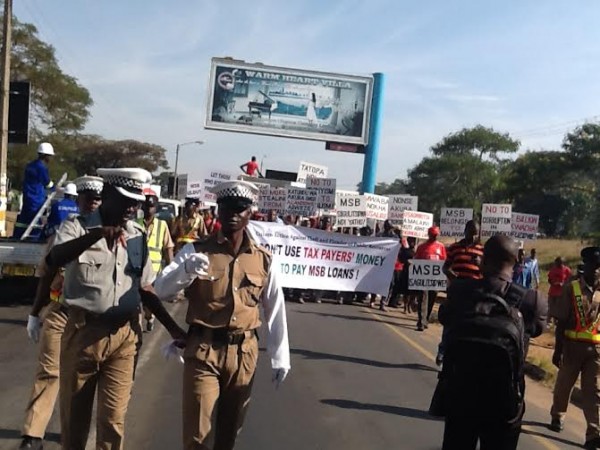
xmin=414 ymin=240 xmax=447 ymax=261
xmin=245 ymin=160 xmax=259 ymax=176
xmin=548 ymin=265 xmax=572 ymax=297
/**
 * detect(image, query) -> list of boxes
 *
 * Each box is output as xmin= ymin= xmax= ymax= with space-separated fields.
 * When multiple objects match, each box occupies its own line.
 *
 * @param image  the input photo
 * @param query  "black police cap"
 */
xmin=581 ymin=246 xmax=600 ymax=264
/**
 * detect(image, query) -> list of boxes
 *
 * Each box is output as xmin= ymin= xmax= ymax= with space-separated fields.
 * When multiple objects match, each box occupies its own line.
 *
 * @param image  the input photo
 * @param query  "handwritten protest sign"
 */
xmin=247 ymin=221 xmax=399 ymax=296
xmin=335 ymin=195 xmax=366 ymax=227
xmin=285 ymin=187 xmax=317 ymax=216
xmin=364 ymin=194 xmax=389 ymax=221
xmin=307 ymin=177 xmax=336 ymax=210
xmin=388 ymin=195 xmax=418 ymax=225
xmin=481 ymin=203 xmax=512 ymax=237
xmin=297 ymin=161 xmax=328 ymax=184
xmin=440 ymin=208 xmax=474 ymax=238
xmin=408 ymin=260 xmax=447 ymax=291
xmin=259 ymin=187 xmax=286 ymax=213
xmin=510 ymin=212 xmax=539 ymax=240
xmin=401 ymin=211 xmax=434 ymax=239
xmin=186 ymin=180 xmax=203 ymax=198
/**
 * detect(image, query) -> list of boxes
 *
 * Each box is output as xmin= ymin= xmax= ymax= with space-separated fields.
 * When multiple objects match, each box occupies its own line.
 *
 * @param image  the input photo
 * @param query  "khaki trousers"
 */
xmin=60 ymin=310 xmax=141 ymax=450
xmin=551 ymin=339 xmax=600 ymax=441
xmin=183 ymin=330 xmax=259 ymax=450
xmin=22 ymin=302 xmax=68 ymax=438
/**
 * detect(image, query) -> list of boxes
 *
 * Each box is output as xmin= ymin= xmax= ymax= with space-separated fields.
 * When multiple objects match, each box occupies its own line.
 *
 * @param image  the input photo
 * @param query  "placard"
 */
xmin=285 ymin=187 xmax=317 ymax=216
xmin=186 ymin=180 xmax=203 ymax=198
xmin=388 ymin=195 xmax=418 ymax=225
xmin=481 ymin=203 xmax=512 ymax=237
xmin=335 ymin=194 xmax=366 ymax=228
xmin=259 ymin=187 xmax=287 ymax=213
xmin=307 ymin=177 xmax=336 ymax=210
xmin=401 ymin=211 xmax=434 ymax=239
xmin=297 ymin=161 xmax=328 ymax=184
xmin=440 ymin=208 xmax=474 ymax=238
xmin=511 ymin=212 xmax=539 ymax=240
xmin=364 ymin=194 xmax=389 ymax=221
xmin=408 ymin=260 xmax=447 ymax=291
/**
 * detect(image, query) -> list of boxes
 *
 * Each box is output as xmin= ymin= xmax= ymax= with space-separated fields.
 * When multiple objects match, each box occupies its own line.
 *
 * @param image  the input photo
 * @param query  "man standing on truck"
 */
xmin=20 ymin=175 xmax=103 ymax=450
xmin=13 ymin=143 xmax=56 ymax=239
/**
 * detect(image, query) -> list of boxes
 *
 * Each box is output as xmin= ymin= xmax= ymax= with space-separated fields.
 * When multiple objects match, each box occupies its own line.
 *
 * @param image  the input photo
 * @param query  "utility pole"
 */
xmin=0 ymin=0 xmax=11 ymax=236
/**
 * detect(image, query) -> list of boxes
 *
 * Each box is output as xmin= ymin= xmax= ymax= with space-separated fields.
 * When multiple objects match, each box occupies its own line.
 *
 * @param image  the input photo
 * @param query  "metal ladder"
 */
xmin=20 ymin=172 xmax=68 ymax=240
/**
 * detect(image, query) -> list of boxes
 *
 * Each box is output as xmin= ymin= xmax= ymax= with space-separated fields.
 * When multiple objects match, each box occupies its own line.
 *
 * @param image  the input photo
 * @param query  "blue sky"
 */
xmin=13 ymin=0 xmax=600 ymax=190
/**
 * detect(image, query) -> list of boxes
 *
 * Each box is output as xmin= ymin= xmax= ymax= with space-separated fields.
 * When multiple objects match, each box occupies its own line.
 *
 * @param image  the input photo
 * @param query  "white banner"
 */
xmin=408 ymin=260 xmax=447 ymax=291
xmin=440 ymin=208 xmax=474 ymax=238
xmin=335 ymin=194 xmax=366 ymax=228
xmin=388 ymin=195 xmax=418 ymax=225
xmin=247 ymin=221 xmax=399 ymax=296
xmin=297 ymin=161 xmax=328 ymax=184
xmin=364 ymin=194 xmax=389 ymax=221
xmin=307 ymin=177 xmax=336 ymax=210
xmin=401 ymin=211 xmax=434 ymax=239
xmin=259 ymin=187 xmax=286 ymax=213
xmin=481 ymin=203 xmax=512 ymax=237
xmin=511 ymin=212 xmax=539 ymax=240
xmin=285 ymin=187 xmax=317 ymax=217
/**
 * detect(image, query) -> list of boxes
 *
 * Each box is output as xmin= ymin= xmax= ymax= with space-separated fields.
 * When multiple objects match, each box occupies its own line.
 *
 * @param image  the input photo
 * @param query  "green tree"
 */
xmin=431 ymin=125 xmax=520 ymax=160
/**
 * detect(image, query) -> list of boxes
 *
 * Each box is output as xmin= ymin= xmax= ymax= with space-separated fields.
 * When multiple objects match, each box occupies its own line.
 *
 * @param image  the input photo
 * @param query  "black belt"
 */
xmin=189 ymin=324 xmax=256 ymax=345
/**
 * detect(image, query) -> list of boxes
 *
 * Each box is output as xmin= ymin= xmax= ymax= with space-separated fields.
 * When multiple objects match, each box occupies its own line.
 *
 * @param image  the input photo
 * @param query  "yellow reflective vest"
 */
xmin=139 ymin=217 xmax=168 ymax=275
xmin=564 ymin=280 xmax=600 ymax=344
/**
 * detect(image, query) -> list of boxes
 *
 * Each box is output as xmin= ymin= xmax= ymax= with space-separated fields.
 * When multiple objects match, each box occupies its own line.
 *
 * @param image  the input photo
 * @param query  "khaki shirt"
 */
xmin=185 ymin=231 xmax=271 ymax=330
xmin=53 ymin=210 xmax=155 ymax=316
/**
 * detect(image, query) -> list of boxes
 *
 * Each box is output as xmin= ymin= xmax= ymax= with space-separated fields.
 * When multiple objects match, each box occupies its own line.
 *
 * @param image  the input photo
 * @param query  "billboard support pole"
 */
xmin=361 ymin=72 xmax=384 ymax=194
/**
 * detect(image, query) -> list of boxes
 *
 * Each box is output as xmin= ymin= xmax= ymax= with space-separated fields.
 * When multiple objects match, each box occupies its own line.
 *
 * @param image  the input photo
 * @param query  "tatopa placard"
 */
xmin=297 ymin=161 xmax=328 ymax=184
xmin=511 ymin=212 xmax=539 ymax=240
xmin=335 ymin=194 xmax=366 ymax=228
xmin=440 ymin=208 xmax=474 ymax=238
xmin=307 ymin=177 xmax=336 ymax=210
xmin=388 ymin=195 xmax=418 ymax=225
xmin=401 ymin=211 xmax=434 ymax=239
xmin=481 ymin=203 xmax=512 ymax=237
xmin=364 ymin=194 xmax=389 ymax=221
xmin=408 ymin=260 xmax=447 ymax=291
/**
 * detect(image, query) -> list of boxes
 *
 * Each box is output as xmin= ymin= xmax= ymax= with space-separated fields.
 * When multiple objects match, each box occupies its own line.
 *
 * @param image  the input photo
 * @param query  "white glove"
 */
xmin=27 ymin=315 xmax=41 ymax=343
xmin=161 ymin=340 xmax=184 ymax=364
xmin=184 ymin=252 xmax=210 ymax=277
xmin=272 ymin=368 xmax=289 ymax=389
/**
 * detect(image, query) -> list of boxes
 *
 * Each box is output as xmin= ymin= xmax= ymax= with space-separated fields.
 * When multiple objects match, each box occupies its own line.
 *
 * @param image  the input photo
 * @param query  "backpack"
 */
xmin=442 ymin=280 xmax=527 ymax=423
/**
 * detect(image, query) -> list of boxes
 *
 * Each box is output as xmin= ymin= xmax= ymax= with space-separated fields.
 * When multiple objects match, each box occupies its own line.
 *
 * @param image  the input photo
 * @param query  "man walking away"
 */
xmin=527 ymin=248 xmax=541 ymax=289
xmin=547 ymin=256 xmax=572 ymax=321
xmin=239 ymin=156 xmax=263 ymax=178
xmin=438 ymin=234 xmax=546 ymax=450
xmin=549 ymin=247 xmax=600 ymax=449
xmin=513 ymin=248 xmax=534 ymax=289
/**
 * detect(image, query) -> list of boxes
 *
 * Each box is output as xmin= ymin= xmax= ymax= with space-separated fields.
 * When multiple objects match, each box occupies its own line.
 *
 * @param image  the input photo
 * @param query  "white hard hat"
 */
xmin=63 ymin=183 xmax=77 ymax=196
xmin=37 ymin=142 xmax=55 ymax=156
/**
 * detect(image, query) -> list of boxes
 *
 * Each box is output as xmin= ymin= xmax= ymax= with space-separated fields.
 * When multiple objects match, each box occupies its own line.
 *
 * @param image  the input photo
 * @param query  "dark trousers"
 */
xmin=417 ymin=291 xmax=437 ymax=327
xmin=442 ymin=416 xmax=521 ymax=450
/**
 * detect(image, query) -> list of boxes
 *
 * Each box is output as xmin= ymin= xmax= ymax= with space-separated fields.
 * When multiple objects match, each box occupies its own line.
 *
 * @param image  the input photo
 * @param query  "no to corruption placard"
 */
xmin=440 ymin=208 xmax=474 ymax=238
xmin=481 ymin=203 xmax=512 ymax=237
xmin=511 ymin=212 xmax=539 ymax=240
xmin=408 ymin=260 xmax=447 ymax=291
xmin=307 ymin=177 xmax=336 ymax=210
xmin=335 ymin=194 xmax=366 ymax=228
xmin=247 ymin=221 xmax=399 ymax=296
xmin=401 ymin=211 xmax=433 ymax=239
xmin=388 ymin=195 xmax=418 ymax=225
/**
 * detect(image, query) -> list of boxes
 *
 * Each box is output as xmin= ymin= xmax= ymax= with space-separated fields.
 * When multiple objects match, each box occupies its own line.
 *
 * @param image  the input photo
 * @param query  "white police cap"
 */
xmin=73 ymin=175 xmax=103 ymax=194
xmin=96 ymin=168 xmax=152 ymax=201
xmin=210 ymin=180 xmax=259 ymax=204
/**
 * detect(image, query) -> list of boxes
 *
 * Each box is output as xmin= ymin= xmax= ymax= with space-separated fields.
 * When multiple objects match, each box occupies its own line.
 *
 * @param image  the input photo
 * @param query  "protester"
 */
xmin=437 ymin=219 xmax=483 ymax=365
xmin=203 ymin=208 xmax=221 ymax=235
xmin=547 ymin=257 xmax=572 ymax=320
xmin=437 ymin=235 xmax=547 ymax=450
xmin=171 ymin=197 xmax=208 ymax=252
xmin=376 ymin=220 xmax=399 ymax=311
xmin=549 ymin=247 xmax=600 ymax=449
xmin=267 ymin=209 xmax=284 ymax=224
xmin=512 ymin=248 xmax=535 ymax=288
xmin=48 ymin=168 xmax=186 ymax=449
xmin=414 ymin=226 xmax=446 ymax=331
xmin=398 ymin=237 xmax=418 ymax=313
xmin=154 ymin=180 xmax=290 ymax=450
xmin=44 ymin=183 xmax=79 ymax=238
xmin=526 ymin=248 xmax=541 ymax=289
xmin=19 ymin=176 xmax=103 ymax=450
xmin=239 ymin=155 xmax=263 ymax=177
xmin=13 ymin=143 xmax=55 ymax=239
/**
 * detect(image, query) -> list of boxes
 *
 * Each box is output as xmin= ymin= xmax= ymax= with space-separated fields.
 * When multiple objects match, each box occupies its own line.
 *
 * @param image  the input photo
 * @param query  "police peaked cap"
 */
xmin=581 ymin=246 xmax=600 ymax=264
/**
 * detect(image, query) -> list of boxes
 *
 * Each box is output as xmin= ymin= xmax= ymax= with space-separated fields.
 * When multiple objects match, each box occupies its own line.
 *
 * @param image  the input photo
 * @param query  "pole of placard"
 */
xmin=360 ymin=72 xmax=385 ymax=194
xmin=0 ymin=0 xmax=11 ymax=236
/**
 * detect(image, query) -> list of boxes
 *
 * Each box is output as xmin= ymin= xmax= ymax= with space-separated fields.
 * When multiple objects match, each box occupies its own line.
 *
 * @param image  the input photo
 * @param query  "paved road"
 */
xmin=0 ymin=299 xmax=590 ymax=450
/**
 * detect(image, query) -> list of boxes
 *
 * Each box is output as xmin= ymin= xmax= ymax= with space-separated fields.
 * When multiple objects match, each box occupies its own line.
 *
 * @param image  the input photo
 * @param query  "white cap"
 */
xmin=210 ymin=180 xmax=259 ymax=204
xmin=63 ymin=183 xmax=77 ymax=196
xmin=73 ymin=175 xmax=103 ymax=194
xmin=37 ymin=142 xmax=55 ymax=156
xmin=96 ymin=167 xmax=152 ymax=201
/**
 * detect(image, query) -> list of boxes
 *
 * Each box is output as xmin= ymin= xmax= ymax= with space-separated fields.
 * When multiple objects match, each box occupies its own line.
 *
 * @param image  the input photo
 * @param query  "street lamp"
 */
xmin=173 ymin=140 xmax=204 ymax=198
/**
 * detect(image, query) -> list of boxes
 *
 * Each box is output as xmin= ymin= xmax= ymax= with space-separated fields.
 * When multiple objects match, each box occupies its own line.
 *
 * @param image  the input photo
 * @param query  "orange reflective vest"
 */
xmin=564 ymin=280 xmax=600 ymax=344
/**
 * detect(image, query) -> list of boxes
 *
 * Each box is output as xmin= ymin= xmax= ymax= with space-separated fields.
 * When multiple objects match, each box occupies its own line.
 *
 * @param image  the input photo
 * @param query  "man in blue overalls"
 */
xmin=13 ymin=142 xmax=55 ymax=239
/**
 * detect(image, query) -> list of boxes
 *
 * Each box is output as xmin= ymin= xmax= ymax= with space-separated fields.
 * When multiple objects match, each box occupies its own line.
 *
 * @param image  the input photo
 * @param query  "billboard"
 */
xmin=205 ymin=58 xmax=373 ymax=145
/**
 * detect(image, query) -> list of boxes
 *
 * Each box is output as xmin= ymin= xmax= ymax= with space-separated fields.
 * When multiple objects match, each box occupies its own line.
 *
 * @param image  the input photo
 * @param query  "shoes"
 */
xmin=417 ymin=323 xmax=424 ymax=332
xmin=379 ymin=305 xmax=387 ymax=312
xmin=314 ymin=299 xmax=322 ymax=304
xmin=369 ymin=302 xmax=375 ymax=308
xmin=584 ymin=437 xmax=600 ymax=449
xmin=337 ymin=298 xmax=344 ymax=305
xmin=146 ymin=318 xmax=155 ymax=332
xmin=19 ymin=436 xmax=43 ymax=450
xmin=297 ymin=298 xmax=305 ymax=304
xmin=436 ymin=352 xmax=443 ymax=367
xmin=549 ymin=418 xmax=564 ymax=433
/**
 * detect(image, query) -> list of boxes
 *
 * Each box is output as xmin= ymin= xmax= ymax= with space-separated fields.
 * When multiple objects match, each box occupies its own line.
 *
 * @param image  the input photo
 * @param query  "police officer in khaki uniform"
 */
xmin=47 ymin=168 xmax=186 ymax=450
xmin=550 ymin=246 xmax=600 ymax=450
xmin=171 ymin=197 xmax=208 ymax=252
xmin=155 ymin=180 xmax=290 ymax=450
xmin=20 ymin=176 xmax=103 ymax=450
